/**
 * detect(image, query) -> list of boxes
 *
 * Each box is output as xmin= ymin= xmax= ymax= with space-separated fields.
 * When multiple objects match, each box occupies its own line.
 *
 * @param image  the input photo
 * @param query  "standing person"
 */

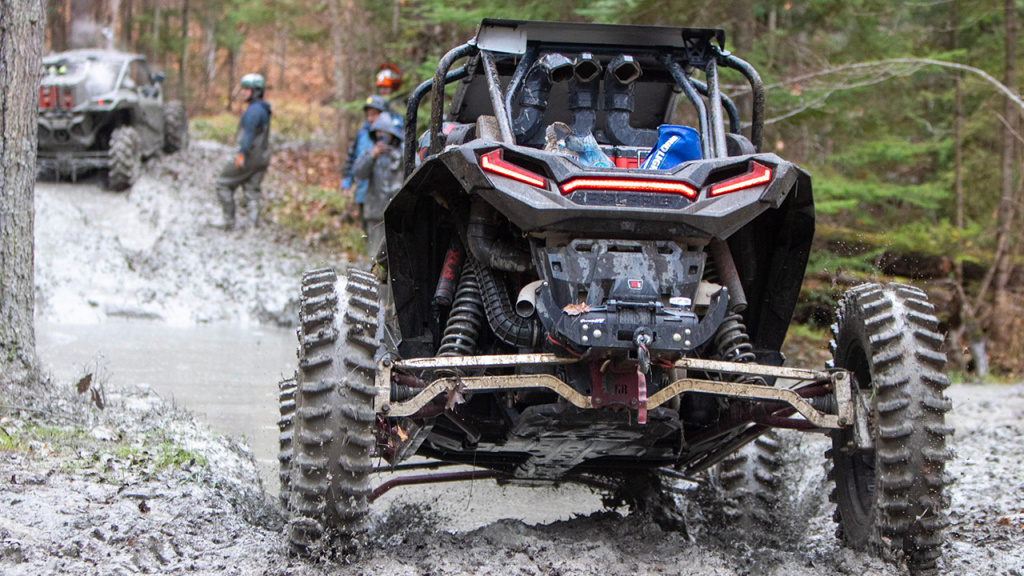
xmin=353 ymin=112 xmax=403 ymax=258
xmin=216 ymin=73 xmax=272 ymax=230
xmin=340 ymin=95 xmax=387 ymax=223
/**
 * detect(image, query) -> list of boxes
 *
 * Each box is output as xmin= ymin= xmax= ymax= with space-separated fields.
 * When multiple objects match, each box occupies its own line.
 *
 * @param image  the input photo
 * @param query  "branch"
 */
xmin=737 ymin=58 xmax=1024 ymax=122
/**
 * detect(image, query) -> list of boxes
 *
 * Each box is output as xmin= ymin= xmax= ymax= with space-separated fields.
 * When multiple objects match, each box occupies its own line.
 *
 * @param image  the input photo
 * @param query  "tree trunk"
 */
xmin=69 ymin=0 xmax=100 ymax=48
xmin=48 ymin=0 xmax=69 ymax=51
xmin=327 ymin=0 xmax=350 ymax=153
xmin=226 ymin=48 xmax=236 ymax=112
xmin=120 ymin=0 xmax=134 ymax=49
xmin=0 ymin=0 xmax=44 ymax=384
xmin=178 ymin=0 xmax=189 ymax=101
xmin=988 ymin=0 xmax=1018 ymax=347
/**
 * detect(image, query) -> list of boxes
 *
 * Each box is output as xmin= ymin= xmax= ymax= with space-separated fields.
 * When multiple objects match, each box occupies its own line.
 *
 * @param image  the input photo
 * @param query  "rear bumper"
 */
xmin=375 ymin=352 xmax=856 ymax=433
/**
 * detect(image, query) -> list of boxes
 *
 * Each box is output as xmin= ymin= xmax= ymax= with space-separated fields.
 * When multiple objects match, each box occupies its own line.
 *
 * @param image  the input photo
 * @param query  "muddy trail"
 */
xmin=4 ymin=144 xmax=1023 ymax=575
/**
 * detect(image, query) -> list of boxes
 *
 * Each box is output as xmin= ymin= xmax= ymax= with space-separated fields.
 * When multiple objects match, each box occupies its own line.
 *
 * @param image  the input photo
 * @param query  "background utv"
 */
xmin=37 ymin=49 xmax=188 ymax=190
xmin=280 ymin=20 xmax=953 ymax=575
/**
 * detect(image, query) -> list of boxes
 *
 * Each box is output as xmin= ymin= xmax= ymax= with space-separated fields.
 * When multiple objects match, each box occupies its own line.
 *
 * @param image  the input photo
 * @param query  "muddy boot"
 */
xmin=244 ymin=199 xmax=260 ymax=230
xmin=216 ymin=186 xmax=236 ymax=230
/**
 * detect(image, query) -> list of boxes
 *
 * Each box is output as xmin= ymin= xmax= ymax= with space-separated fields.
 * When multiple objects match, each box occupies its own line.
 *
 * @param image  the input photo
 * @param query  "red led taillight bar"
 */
xmin=708 ymin=161 xmax=773 ymax=197
xmin=560 ymin=177 xmax=697 ymax=199
xmin=479 ymin=149 xmax=548 ymax=188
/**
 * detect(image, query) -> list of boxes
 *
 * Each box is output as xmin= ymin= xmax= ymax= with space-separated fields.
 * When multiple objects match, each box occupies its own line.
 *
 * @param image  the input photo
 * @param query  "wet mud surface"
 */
xmin=5 ymin=145 xmax=1023 ymax=575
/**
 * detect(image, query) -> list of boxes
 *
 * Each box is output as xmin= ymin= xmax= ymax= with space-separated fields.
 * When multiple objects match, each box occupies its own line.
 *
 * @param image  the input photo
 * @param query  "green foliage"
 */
xmin=190 ymin=114 xmax=238 ymax=144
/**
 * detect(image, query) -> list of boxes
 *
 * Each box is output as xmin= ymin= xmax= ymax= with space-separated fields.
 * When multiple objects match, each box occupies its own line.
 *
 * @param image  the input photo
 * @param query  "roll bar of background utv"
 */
xmin=403 ymin=38 xmax=767 ymax=175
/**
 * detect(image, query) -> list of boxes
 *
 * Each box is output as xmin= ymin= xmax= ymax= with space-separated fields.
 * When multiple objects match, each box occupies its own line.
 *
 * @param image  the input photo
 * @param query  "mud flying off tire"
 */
xmin=829 ymin=283 xmax=953 ymax=574
xmin=107 ymin=126 xmax=141 ymax=191
xmin=286 ymin=268 xmax=382 ymax=552
xmin=163 ymin=101 xmax=188 ymax=153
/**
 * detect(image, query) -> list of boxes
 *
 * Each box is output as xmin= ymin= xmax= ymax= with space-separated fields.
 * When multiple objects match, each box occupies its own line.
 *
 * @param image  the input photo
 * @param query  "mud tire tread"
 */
xmin=108 ymin=126 xmax=141 ymax=191
xmin=285 ymin=269 xmax=383 ymax=553
xmin=162 ymin=100 xmax=189 ymax=153
xmin=828 ymin=283 xmax=952 ymax=574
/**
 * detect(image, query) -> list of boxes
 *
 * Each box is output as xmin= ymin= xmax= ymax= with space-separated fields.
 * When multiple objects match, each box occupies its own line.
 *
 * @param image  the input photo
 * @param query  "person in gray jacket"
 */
xmin=354 ymin=112 xmax=403 ymax=258
xmin=216 ymin=73 xmax=272 ymax=230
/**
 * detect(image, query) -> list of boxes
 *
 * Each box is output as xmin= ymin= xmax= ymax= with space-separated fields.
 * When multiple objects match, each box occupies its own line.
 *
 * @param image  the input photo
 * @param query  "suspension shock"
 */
xmin=713 ymin=313 xmax=756 ymax=364
xmin=437 ymin=261 xmax=486 ymax=357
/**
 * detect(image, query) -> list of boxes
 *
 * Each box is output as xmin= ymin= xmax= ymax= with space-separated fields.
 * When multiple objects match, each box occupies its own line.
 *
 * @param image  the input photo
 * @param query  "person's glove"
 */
xmin=341 ymin=177 xmax=353 ymax=189
xmin=235 ymin=153 xmax=245 ymax=168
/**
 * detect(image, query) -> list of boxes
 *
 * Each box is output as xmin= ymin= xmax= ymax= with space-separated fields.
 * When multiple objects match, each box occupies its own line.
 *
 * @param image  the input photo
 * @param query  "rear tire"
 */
xmin=829 ymin=283 xmax=953 ymax=574
xmin=710 ymin=429 xmax=784 ymax=540
xmin=278 ymin=373 xmax=297 ymax=510
xmin=108 ymin=126 xmax=140 ymax=191
xmin=286 ymin=268 xmax=382 ymax=553
xmin=162 ymin=101 xmax=188 ymax=153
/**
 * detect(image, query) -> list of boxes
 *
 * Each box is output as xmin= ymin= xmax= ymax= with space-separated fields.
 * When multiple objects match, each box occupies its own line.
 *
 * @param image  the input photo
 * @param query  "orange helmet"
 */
xmin=376 ymin=63 xmax=402 ymax=91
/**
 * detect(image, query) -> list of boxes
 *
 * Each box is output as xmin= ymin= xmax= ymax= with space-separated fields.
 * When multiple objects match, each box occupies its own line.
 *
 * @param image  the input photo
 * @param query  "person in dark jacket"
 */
xmin=353 ymin=112 xmax=403 ymax=258
xmin=216 ymin=73 xmax=272 ymax=230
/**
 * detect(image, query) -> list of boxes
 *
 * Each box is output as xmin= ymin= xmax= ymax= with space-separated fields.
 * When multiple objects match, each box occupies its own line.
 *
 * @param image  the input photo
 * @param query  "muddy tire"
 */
xmin=163 ymin=101 xmax=188 ymax=153
xmin=278 ymin=373 xmax=297 ymax=509
xmin=711 ymin=429 xmax=784 ymax=538
xmin=828 ymin=283 xmax=953 ymax=574
xmin=287 ymin=268 xmax=382 ymax=553
xmin=606 ymin=471 xmax=688 ymax=536
xmin=107 ymin=126 xmax=140 ymax=191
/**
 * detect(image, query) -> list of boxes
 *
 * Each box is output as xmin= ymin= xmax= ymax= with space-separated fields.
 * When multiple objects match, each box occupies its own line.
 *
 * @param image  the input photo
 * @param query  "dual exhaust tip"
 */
xmin=538 ymin=52 xmax=642 ymax=85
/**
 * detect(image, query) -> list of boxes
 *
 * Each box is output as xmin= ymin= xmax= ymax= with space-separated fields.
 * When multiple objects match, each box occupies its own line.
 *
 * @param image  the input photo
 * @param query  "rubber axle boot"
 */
xmin=216 ymin=186 xmax=236 ymax=230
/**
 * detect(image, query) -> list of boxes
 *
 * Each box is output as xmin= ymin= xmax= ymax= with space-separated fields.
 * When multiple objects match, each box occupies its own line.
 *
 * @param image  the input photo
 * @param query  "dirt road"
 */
xmin=4 ymin=146 xmax=1022 ymax=575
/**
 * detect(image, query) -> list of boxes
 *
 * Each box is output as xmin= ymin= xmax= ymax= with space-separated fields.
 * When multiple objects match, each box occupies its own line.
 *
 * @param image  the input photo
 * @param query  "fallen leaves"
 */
xmin=563 ymin=303 xmax=590 ymax=316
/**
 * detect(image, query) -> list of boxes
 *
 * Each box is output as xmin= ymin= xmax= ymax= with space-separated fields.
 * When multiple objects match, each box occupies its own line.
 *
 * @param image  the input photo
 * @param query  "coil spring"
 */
xmin=713 ymin=312 xmax=755 ymax=364
xmin=438 ymin=262 xmax=485 ymax=357
xmin=702 ymin=251 xmax=719 ymax=284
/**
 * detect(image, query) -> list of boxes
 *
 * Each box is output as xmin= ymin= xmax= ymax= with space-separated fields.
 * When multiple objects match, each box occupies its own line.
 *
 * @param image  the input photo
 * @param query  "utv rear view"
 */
xmin=279 ymin=20 xmax=953 ymax=574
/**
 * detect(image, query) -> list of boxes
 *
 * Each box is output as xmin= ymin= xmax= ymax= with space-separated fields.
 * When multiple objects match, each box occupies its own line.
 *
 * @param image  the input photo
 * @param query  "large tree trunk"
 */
xmin=327 ymin=0 xmax=350 ymax=152
xmin=988 ymin=0 xmax=1019 ymax=349
xmin=178 ymin=0 xmax=189 ymax=101
xmin=0 ymin=0 xmax=44 ymax=384
xmin=48 ymin=0 xmax=69 ymax=51
xmin=69 ymin=0 xmax=101 ymax=48
xmin=120 ymin=0 xmax=134 ymax=49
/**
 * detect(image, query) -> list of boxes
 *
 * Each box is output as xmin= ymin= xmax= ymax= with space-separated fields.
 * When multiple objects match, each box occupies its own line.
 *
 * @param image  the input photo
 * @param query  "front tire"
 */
xmin=829 ymin=283 xmax=953 ymax=574
xmin=163 ymin=101 xmax=189 ymax=153
xmin=286 ymin=268 xmax=382 ymax=552
xmin=108 ymin=126 xmax=141 ymax=191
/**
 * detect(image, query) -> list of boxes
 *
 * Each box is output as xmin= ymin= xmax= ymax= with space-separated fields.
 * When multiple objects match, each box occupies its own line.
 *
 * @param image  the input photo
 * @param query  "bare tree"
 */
xmin=178 ymin=0 xmax=190 ymax=101
xmin=0 ymin=0 xmax=45 ymax=384
xmin=987 ymin=0 xmax=1019 ymax=349
xmin=48 ymin=0 xmax=69 ymax=51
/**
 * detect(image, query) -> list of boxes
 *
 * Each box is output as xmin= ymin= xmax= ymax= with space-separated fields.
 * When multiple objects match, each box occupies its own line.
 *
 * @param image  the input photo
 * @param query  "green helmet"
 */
xmin=240 ymin=73 xmax=265 ymax=91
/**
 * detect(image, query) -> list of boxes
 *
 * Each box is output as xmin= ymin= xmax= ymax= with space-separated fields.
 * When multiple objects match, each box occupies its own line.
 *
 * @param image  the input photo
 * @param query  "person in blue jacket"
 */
xmin=216 ymin=73 xmax=272 ymax=230
xmin=340 ymin=95 xmax=388 ymax=222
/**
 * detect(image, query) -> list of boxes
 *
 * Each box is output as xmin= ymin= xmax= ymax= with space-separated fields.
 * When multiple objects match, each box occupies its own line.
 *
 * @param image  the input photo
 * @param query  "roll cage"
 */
xmin=403 ymin=19 xmax=766 ymax=177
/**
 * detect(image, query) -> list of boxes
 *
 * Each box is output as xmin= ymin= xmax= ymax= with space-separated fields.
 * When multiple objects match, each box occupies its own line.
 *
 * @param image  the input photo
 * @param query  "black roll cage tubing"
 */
xmin=403 ymin=41 xmax=765 ymax=178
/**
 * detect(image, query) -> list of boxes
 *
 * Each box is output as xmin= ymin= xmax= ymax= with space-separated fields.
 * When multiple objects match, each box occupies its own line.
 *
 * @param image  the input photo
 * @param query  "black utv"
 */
xmin=280 ymin=20 xmax=953 ymax=574
xmin=37 ymin=50 xmax=188 ymax=190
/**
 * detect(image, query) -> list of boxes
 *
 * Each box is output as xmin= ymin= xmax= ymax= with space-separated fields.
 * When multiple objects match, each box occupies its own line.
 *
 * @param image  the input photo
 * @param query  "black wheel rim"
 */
xmin=839 ymin=343 xmax=875 ymax=527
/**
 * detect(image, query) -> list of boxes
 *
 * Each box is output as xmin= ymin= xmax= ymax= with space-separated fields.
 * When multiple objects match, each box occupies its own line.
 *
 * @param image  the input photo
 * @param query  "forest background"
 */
xmin=44 ymin=0 xmax=1024 ymax=376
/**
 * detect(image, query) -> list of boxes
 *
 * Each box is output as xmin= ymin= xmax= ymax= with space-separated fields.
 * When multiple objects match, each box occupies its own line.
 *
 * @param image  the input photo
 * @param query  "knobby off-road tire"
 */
xmin=286 ymin=268 xmax=383 ymax=553
xmin=162 ymin=101 xmax=189 ymax=154
xmin=711 ymin=429 xmax=785 ymax=540
xmin=829 ymin=283 xmax=953 ymax=574
xmin=107 ymin=126 xmax=141 ymax=191
xmin=608 ymin=471 xmax=689 ymax=537
xmin=278 ymin=373 xmax=297 ymax=509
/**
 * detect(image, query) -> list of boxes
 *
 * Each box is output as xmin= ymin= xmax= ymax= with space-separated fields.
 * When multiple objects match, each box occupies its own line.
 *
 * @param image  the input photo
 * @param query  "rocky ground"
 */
xmin=3 ymin=144 xmax=1023 ymax=575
